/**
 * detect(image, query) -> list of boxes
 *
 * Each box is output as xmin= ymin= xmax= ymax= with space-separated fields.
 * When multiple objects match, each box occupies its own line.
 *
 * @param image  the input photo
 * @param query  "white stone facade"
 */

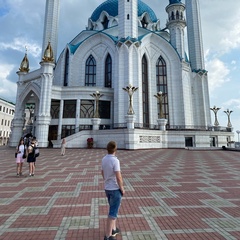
xmin=0 ymin=98 xmax=15 ymax=145
xmin=10 ymin=0 xmax=234 ymax=149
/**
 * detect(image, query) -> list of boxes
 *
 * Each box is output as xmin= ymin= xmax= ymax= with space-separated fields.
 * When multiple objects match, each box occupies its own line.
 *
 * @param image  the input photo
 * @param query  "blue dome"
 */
xmin=90 ymin=0 xmax=158 ymax=22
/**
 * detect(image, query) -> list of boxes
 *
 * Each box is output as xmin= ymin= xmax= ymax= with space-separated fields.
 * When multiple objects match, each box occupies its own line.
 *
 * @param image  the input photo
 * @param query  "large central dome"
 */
xmin=90 ymin=0 xmax=158 ymax=22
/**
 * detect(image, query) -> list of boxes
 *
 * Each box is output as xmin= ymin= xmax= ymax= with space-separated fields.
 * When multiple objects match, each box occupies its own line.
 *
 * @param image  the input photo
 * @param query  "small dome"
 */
xmin=90 ymin=0 xmax=158 ymax=22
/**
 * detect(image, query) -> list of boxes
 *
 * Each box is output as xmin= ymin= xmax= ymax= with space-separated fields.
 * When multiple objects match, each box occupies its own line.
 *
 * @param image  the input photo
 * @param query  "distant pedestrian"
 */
xmin=101 ymin=141 xmax=125 ymax=240
xmin=27 ymin=140 xmax=36 ymax=176
xmin=61 ymin=138 xmax=66 ymax=156
xmin=15 ymin=138 xmax=26 ymax=177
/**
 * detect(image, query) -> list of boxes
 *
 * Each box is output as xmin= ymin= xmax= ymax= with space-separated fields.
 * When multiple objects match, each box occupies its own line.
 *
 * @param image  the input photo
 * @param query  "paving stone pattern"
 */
xmin=0 ymin=147 xmax=240 ymax=240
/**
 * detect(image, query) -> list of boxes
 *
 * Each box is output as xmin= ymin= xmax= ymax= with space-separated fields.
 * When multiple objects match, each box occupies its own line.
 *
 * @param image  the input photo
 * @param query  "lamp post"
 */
xmin=224 ymin=109 xmax=233 ymax=128
xmin=90 ymin=91 xmax=103 ymax=118
xmin=122 ymin=84 xmax=138 ymax=115
xmin=210 ymin=106 xmax=220 ymax=126
xmin=236 ymin=130 xmax=240 ymax=142
xmin=154 ymin=91 xmax=167 ymax=119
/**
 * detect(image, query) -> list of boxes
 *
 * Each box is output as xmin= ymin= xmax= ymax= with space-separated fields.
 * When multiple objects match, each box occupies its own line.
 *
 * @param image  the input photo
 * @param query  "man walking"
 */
xmin=101 ymin=141 xmax=125 ymax=240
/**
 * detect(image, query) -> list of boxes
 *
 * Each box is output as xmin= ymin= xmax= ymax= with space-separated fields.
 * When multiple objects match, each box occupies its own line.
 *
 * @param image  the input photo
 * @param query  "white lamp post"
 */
xmin=236 ymin=130 xmax=240 ymax=142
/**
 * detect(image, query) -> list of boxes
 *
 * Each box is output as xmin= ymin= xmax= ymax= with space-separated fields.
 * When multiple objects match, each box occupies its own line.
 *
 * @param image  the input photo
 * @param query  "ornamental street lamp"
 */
xmin=236 ymin=130 xmax=240 ymax=142
xmin=122 ymin=84 xmax=138 ymax=115
xmin=224 ymin=109 xmax=233 ymax=128
xmin=210 ymin=106 xmax=220 ymax=126
xmin=154 ymin=91 xmax=167 ymax=119
xmin=90 ymin=91 xmax=103 ymax=118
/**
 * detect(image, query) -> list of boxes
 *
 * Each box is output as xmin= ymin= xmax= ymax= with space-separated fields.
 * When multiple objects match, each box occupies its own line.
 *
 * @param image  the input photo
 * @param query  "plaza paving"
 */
xmin=0 ymin=146 xmax=240 ymax=240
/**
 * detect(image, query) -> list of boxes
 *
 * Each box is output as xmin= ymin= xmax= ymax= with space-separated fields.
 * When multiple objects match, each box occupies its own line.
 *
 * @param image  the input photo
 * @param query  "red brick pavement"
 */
xmin=0 ymin=147 xmax=240 ymax=240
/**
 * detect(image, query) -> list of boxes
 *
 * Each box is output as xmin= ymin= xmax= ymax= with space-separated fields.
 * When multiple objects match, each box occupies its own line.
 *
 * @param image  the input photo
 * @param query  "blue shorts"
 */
xmin=105 ymin=189 xmax=122 ymax=219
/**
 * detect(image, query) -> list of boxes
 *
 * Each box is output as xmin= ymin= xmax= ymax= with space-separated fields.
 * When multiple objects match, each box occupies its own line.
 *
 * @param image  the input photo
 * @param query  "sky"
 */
xmin=0 ymin=0 xmax=240 ymax=140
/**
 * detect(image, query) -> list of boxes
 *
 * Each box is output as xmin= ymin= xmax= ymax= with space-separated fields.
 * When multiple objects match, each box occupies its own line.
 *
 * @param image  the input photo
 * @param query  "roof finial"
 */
xmin=19 ymin=47 xmax=30 ymax=73
xmin=42 ymin=41 xmax=54 ymax=63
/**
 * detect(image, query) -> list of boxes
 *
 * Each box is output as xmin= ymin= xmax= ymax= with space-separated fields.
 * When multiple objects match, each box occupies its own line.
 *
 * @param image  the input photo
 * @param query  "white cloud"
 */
xmin=0 ymin=64 xmax=17 ymax=101
xmin=0 ymin=38 xmax=41 ymax=58
xmin=219 ymin=21 xmax=240 ymax=54
xmin=224 ymin=98 xmax=240 ymax=110
xmin=206 ymin=58 xmax=230 ymax=92
xmin=201 ymin=1 xmax=240 ymax=55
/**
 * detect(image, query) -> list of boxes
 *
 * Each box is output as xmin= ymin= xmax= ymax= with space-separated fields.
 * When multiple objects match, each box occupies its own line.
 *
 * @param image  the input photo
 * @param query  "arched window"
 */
xmin=85 ymin=55 xmax=96 ymax=86
xmin=176 ymin=11 xmax=179 ymax=20
xmin=102 ymin=16 xmax=109 ymax=29
xmin=142 ymin=54 xmax=149 ymax=127
xmin=64 ymin=49 xmax=69 ymax=86
xmin=156 ymin=56 xmax=168 ymax=120
xmin=105 ymin=54 xmax=112 ymax=88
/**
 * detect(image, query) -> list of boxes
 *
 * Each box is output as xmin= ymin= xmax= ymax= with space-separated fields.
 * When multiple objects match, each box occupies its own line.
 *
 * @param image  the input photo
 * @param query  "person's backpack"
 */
xmin=33 ymin=146 xmax=40 ymax=157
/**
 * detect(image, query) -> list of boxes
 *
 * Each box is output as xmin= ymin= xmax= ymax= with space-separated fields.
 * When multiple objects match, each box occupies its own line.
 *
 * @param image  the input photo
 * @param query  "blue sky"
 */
xmin=0 ymin=0 xmax=240 ymax=140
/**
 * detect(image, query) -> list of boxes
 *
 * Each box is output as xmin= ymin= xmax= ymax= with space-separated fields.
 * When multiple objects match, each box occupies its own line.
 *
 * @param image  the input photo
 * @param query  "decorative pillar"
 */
xmin=91 ymin=118 xmax=101 ymax=130
xmin=123 ymin=84 xmax=138 ymax=129
xmin=90 ymin=91 xmax=103 ymax=118
xmin=154 ymin=91 xmax=168 ymax=131
xmin=90 ymin=91 xmax=103 ymax=130
xmin=123 ymin=84 xmax=138 ymax=115
xmin=210 ymin=106 xmax=220 ymax=126
xmin=125 ymin=115 xmax=135 ymax=129
xmin=224 ymin=109 xmax=233 ymax=128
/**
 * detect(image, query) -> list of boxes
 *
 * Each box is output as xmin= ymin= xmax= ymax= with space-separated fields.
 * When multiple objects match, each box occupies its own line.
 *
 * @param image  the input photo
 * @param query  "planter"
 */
xmin=87 ymin=143 xmax=93 ymax=149
xmin=87 ymin=138 xmax=94 ymax=149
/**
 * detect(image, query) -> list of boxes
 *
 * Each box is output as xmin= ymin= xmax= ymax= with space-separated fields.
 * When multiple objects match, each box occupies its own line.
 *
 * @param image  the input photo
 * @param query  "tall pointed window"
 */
xmin=64 ymin=49 xmax=69 ymax=86
xmin=105 ymin=54 xmax=112 ymax=88
xmin=85 ymin=55 xmax=96 ymax=86
xmin=142 ymin=54 xmax=149 ymax=127
xmin=156 ymin=56 xmax=169 ymax=120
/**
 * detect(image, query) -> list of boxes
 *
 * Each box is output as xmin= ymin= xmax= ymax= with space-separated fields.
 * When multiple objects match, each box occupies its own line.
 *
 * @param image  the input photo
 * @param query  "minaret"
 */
xmin=166 ymin=0 xmax=186 ymax=59
xmin=42 ymin=0 xmax=60 ymax=62
xmin=185 ymin=0 xmax=205 ymax=71
xmin=118 ymin=0 xmax=138 ymax=39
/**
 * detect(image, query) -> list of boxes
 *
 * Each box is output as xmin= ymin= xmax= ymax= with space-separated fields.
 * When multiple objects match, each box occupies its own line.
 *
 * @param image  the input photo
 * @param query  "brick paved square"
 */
xmin=0 ymin=147 xmax=240 ymax=240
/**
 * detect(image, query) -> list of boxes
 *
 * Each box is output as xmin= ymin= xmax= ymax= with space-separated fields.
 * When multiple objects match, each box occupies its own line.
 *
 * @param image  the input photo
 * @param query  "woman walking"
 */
xmin=15 ymin=138 xmax=26 ymax=176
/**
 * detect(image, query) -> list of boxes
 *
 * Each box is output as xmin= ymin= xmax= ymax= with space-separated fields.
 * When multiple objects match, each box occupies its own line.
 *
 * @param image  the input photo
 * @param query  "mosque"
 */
xmin=9 ymin=0 xmax=234 ymax=149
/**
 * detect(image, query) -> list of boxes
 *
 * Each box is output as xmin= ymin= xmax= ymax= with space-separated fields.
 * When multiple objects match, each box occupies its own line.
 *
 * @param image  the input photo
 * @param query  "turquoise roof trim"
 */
xmin=90 ymin=0 xmax=158 ymax=22
xmin=68 ymin=30 xmax=119 ymax=54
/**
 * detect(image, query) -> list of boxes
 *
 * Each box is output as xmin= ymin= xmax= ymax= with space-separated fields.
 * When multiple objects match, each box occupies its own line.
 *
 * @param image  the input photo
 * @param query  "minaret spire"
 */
xmin=185 ymin=0 xmax=205 ymax=71
xmin=118 ymin=0 xmax=138 ymax=39
xmin=42 ymin=0 xmax=60 ymax=62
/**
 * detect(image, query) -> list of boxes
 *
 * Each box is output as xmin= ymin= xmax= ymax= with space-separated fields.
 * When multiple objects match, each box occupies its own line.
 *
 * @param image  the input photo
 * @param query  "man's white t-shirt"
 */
xmin=101 ymin=154 xmax=120 ymax=190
